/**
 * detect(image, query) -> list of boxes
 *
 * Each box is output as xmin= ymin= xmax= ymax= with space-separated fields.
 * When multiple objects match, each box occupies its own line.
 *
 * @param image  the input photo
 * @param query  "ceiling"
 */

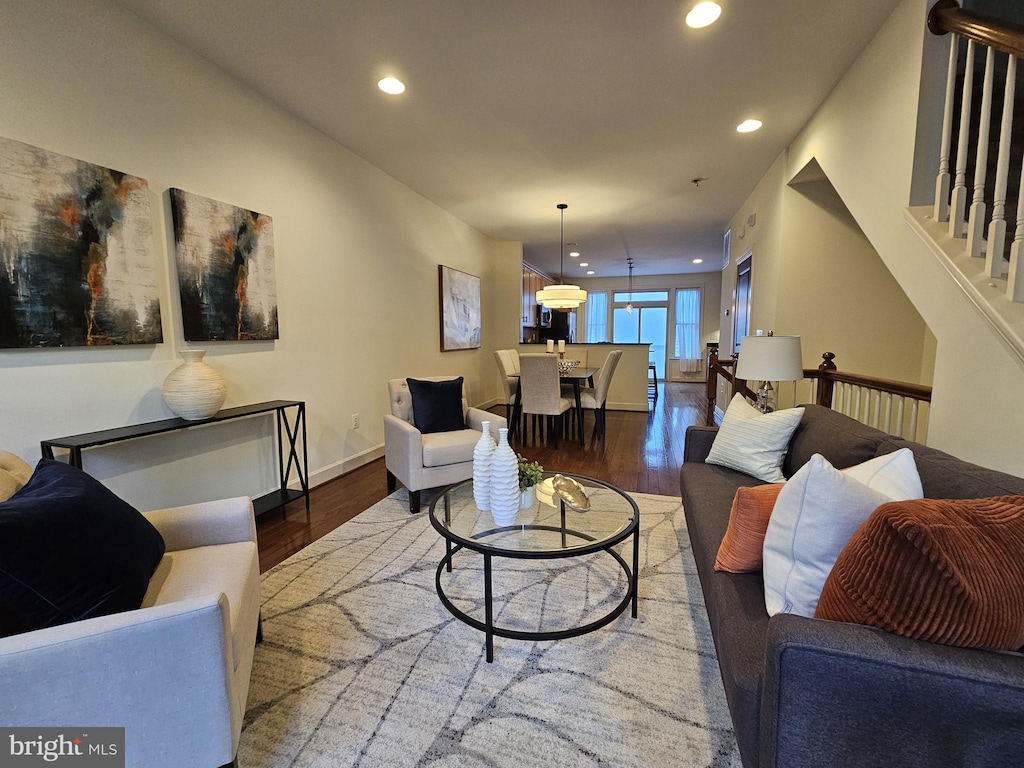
xmin=115 ymin=0 xmax=902 ymax=278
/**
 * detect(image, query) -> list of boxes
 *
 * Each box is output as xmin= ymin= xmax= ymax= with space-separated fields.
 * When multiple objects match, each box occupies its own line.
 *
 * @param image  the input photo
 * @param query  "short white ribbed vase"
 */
xmin=489 ymin=427 xmax=519 ymax=526
xmin=472 ymin=421 xmax=496 ymax=511
xmin=519 ymin=484 xmax=536 ymax=510
xmin=162 ymin=349 xmax=228 ymax=420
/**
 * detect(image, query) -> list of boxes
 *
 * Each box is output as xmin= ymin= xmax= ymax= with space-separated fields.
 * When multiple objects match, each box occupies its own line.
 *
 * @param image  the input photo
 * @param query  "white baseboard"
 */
xmin=289 ymin=444 xmax=385 ymax=491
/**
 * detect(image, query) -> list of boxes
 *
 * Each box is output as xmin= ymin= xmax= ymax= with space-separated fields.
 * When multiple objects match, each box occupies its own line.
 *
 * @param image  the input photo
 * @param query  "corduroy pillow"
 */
xmin=714 ymin=483 xmax=784 ymax=573
xmin=816 ymin=496 xmax=1024 ymax=650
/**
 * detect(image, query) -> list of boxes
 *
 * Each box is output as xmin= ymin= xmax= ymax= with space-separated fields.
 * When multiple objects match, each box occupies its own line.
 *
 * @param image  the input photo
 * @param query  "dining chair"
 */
xmin=579 ymin=349 xmax=623 ymax=439
xmin=518 ymin=353 xmax=573 ymax=447
xmin=494 ymin=349 xmax=519 ymax=423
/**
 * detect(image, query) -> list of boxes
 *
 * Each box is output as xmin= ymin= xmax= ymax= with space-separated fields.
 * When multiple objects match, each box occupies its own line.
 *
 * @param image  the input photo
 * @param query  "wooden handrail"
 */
xmin=928 ymin=0 xmax=1024 ymax=59
xmin=705 ymin=349 xmax=932 ymax=427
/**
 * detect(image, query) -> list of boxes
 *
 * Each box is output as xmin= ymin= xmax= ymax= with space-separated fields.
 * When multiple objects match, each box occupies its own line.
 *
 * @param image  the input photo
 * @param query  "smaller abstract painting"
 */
xmin=169 ymin=189 xmax=278 ymax=342
xmin=0 ymin=136 xmax=162 ymax=348
xmin=439 ymin=265 xmax=481 ymax=351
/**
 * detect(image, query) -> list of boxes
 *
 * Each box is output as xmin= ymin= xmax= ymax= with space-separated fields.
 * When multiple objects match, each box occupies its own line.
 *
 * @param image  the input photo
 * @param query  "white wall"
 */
xmin=0 ymin=0 xmax=518 ymax=509
xmin=722 ymin=0 xmax=1024 ymax=476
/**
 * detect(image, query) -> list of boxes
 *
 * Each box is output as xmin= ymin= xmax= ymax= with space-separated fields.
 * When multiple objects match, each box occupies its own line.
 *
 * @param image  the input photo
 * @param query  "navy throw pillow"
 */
xmin=406 ymin=377 xmax=466 ymax=433
xmin=0 ymin=459 xmax=166 ymax=639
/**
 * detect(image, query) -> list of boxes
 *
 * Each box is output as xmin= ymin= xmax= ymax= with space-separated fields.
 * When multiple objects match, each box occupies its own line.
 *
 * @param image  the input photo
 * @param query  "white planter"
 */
xmin=520 ymin=485 xmax=536 ymax=510
xmin=489 ymin=427 xmax=519 ymax=526
xmin=472 ymin=421 xmax=496 ymax=511
xmin=162 ymin=349 xmax=227 ymax=420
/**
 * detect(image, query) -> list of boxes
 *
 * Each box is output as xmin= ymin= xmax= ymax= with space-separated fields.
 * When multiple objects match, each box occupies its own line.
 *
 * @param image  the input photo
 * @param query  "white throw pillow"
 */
xmin=705 ymin=394 xmax=804 ymax=483
xmin=762 ymin=448 xmax=923 ymax=617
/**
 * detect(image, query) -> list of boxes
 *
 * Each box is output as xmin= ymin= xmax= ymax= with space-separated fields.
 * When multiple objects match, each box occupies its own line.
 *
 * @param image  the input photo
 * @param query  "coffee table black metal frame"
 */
xmin=428 ymin=472 xmax=639 ymax=662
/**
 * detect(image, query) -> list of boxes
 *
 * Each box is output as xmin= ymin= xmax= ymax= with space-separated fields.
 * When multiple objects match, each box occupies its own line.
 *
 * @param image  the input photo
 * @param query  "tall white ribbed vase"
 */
xmin=472 ymin=421 xmax=496 ymax=511
xmin=162 ymin=349 xmax=228 ymax=420
xmin=489 ymin=427 xmax=519 ymax=526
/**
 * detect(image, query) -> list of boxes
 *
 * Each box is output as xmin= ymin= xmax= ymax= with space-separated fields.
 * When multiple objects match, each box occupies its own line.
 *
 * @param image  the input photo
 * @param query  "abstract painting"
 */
xmin=0 ymin=136 xmax=162 ymax=348
xmin=169 ymin=189 xmax=278 ymax=342
xmin=439 ymin=265 xmax=481 ymax=351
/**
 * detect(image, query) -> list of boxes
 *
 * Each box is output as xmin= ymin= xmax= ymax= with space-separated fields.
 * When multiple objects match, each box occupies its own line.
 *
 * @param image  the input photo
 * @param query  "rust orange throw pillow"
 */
xmin=714 ymin=484 xmax=784 ymax=573
xmin=816 ymin=496 xmax=1024 ymax=650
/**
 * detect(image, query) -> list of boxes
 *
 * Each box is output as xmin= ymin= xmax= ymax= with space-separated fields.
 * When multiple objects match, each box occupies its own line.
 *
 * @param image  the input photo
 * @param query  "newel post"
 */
xmin=816 ymin=352 xmax=837 ymax=407
xmin=705 ymin=347 xmax=719 ymax=426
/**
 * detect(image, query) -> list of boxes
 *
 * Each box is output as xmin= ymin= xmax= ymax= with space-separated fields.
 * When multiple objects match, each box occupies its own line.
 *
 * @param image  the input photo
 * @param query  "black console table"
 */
xmin=41 ymin=400 xmax=309 ymax=519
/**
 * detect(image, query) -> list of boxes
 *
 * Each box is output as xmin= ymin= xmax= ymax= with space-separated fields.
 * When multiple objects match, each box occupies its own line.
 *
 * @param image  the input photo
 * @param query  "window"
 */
xmin=612 ymin=291 xmax=669 ymax=303
xmin=585 ymin=291 xmax=608 ymax=342
xmin=674 ymin=288 xmax=702 ymax=373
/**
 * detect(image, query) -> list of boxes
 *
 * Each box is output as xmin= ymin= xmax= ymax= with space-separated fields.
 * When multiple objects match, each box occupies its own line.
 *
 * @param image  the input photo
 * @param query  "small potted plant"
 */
xmin=517 ymin=454 xmax=544 ymax=509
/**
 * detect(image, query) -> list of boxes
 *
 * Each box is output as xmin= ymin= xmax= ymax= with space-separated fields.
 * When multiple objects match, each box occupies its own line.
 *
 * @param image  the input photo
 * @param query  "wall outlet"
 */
xmin=351 ymin=413 xmax=360 ymax=429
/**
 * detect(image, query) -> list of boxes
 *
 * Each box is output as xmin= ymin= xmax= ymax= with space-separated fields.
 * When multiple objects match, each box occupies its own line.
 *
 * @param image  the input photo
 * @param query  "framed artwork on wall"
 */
xmin=169 ymin=188 xmax=279 ymax=342
xmin=439 ymin=265 xmax=481 ymax=351
xmin=0 ymin=135 xmax=163 ymax=348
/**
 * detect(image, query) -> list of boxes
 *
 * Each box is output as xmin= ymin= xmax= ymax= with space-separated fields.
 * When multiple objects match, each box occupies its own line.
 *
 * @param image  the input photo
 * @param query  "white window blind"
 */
xmin=585 ymin=291 xmax=608 ymax=342
xmin=674 ymin=288 xmax=702 ymax=373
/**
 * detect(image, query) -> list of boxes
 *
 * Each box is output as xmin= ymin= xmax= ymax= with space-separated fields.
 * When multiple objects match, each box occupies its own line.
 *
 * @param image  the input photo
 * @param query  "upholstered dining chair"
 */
xmin=579 ymin=349 xmax=623 ymax=439
xmin=494 ymin=349 xmax=520 ymax=423
xmin=518 ymin=354 xmax=573 ymax=447
xmin=384 ymin=376 xmax=507 ymax=514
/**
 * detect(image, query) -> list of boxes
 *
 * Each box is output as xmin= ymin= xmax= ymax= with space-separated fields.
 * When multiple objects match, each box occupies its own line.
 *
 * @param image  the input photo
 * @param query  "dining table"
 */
xmin=508 ymin=365 xmax=598 ymax=447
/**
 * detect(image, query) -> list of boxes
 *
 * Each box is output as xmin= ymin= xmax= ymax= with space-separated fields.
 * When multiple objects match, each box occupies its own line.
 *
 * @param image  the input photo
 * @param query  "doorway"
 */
xmin=733 ymin=254 xmax=752 ymax=354
xmin=612 ymin=290 xmax=669 ymax=375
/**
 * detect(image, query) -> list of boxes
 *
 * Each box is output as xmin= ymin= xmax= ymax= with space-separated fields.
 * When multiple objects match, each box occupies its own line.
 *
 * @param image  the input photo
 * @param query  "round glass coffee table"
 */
xmin=428 ymin=473 xmax=639 ymax=662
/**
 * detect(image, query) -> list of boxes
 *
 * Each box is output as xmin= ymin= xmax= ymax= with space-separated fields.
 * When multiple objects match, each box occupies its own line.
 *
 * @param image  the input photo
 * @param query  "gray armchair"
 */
xmin=384 ymin=377 xmax=507 ymax=513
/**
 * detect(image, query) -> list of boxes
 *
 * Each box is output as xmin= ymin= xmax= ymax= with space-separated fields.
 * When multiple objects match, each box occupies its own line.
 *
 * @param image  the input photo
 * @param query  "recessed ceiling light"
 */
xmin=736 ymin=118 xmax=763 ymax=133
xmin=686 ymin=1 xmax=722 ymax=29
xmin=586 ymin=270 xmax=595 ymax=275
xmin=579 ymin=262 xmax=589 ymax=267
xmin=377 ymin=77 xmax=406 ymax=95
xmin=569 ymin=251 xmax=580 ymax=257
xmin=693 ymin=258 xmax=704 ymax=264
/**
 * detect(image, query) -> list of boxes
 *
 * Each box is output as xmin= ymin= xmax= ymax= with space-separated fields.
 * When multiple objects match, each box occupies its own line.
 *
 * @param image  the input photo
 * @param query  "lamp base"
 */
xmin=756 ymin=380 xmax=775 ymax=413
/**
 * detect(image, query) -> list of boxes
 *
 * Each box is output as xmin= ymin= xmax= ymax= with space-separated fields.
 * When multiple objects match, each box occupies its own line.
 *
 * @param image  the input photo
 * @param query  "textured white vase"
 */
xmin=472 ymin=421 xmax=496 ymax=511
xmin=162 ymin=349 xmax=228 ymax=420
xmin=519 ymin=484 xmax=536 ymax=510
xmin=489 ymin=427 xmax=520 ymax=526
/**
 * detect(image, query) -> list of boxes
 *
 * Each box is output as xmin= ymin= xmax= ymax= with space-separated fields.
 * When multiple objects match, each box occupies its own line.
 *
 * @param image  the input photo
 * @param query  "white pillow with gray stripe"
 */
xmin=705 ymin=394 xmax=804 ymax=482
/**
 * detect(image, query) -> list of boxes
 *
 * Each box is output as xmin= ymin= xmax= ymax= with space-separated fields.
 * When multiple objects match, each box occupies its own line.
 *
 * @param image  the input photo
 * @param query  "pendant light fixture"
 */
xmin=625 ymin=257 xmax=635 ymax=314
xmin=536 ymin=203 xmax=587 ymax=309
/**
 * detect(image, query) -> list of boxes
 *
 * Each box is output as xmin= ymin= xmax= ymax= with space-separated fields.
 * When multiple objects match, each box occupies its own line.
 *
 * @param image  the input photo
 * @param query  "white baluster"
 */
xmin=883 ymin=393 xmax=893 ymax=436
xmin=1008 ymin=119 xmax=1024 ymax=301
xmin=909 ymin=401 xmax=920 ymax=441
xmin=966 ymin=46 xmax=995 ymax=258
xmin=896 ymin=397 xmax=906 ymax=438
xmin=871 ymin=390 xmax=881 ymax=430
xmin=854 ymin=386 xmax=862 ymax=423
xmin=987 ymin=55 xmax=1016 ymax=278
xmin=935 ymin=34 xmax=959 ymax=222
xmin=950 ymin=40 xmax=976 ymax=239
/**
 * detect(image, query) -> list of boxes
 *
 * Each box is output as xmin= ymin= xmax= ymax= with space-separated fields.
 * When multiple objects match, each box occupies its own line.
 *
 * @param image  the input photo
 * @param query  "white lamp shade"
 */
xmin=536 ymin=284 xmax=587 ymax=309
xmin=735 ymin=335 xmax=803 ymax=381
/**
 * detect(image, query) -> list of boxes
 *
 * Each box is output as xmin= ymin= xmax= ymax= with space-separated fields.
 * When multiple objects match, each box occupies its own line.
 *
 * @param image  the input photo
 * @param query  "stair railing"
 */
xmin=706 ymin=349 xmax=933 ymax=441
xmin=929 ymin=1 xmax=1024 ymax=298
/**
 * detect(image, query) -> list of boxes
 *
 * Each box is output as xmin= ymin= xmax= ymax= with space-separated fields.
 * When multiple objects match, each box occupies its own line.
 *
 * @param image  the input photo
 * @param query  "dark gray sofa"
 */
xmin=679 ymin=404 xmax=1024 ymax=768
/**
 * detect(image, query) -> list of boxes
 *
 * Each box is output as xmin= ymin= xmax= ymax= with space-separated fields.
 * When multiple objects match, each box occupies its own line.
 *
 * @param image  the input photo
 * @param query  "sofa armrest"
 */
xmin=760 ymin=613 xmax=1024 ymax=768
xmin=0 ymin=594 xmax=239 ymax=767
xmin=467 ymin=407 xmax=507 ymax=433
xmin=683 ymin=425 xmax=719 ymax=463
xmin=144 ymin=496 xmax=256 ymax=552
xmin=384 ymin=413 xmax=424 ymax=478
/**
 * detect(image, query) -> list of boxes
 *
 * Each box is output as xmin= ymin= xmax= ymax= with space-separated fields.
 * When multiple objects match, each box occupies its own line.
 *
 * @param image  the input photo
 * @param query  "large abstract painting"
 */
xmin=169 ymin=189 xmax=278 ymax=342
xmin=439 ymin=265 xmax=481 ymax=351
xmin=0 ymin=136 xmax=162 ymax=348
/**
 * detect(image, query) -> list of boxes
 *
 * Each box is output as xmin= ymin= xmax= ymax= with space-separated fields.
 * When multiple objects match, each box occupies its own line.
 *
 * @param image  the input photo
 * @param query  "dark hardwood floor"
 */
xmin=255 ymin=381 xmax=707 ymax=572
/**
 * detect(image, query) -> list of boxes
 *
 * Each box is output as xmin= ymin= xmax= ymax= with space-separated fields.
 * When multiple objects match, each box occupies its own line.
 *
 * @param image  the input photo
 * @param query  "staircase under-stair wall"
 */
xmin=773 ymin=0 xmax=1024 ymax=477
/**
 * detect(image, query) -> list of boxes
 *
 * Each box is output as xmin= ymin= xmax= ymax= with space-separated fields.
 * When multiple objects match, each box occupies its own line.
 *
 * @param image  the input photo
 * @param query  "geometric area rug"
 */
xmin=238 ymin=490 xmax=742 ymax=767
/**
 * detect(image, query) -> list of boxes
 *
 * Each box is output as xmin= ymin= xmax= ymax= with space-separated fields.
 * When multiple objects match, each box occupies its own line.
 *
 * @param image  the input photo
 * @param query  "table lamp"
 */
xmin=734 ymin=333 xmax=803 ymax=413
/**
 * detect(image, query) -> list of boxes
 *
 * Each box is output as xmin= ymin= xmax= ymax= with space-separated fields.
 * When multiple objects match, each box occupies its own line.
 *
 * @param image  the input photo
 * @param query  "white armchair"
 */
xmin=384 ymin=377 xmax=507 ymax=513
xmin=0 ymin=495 xmax=261 ymax=768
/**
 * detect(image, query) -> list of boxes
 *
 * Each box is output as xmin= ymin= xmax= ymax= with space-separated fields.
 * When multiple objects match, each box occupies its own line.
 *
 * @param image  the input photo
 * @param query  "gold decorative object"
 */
xmin=552 ymin=474 xmax=590 ymax=512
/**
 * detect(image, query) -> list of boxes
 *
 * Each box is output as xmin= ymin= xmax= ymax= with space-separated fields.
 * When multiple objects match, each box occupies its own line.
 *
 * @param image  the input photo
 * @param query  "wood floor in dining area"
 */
xmin=255 ymin=381 xmax=708 ymax=572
